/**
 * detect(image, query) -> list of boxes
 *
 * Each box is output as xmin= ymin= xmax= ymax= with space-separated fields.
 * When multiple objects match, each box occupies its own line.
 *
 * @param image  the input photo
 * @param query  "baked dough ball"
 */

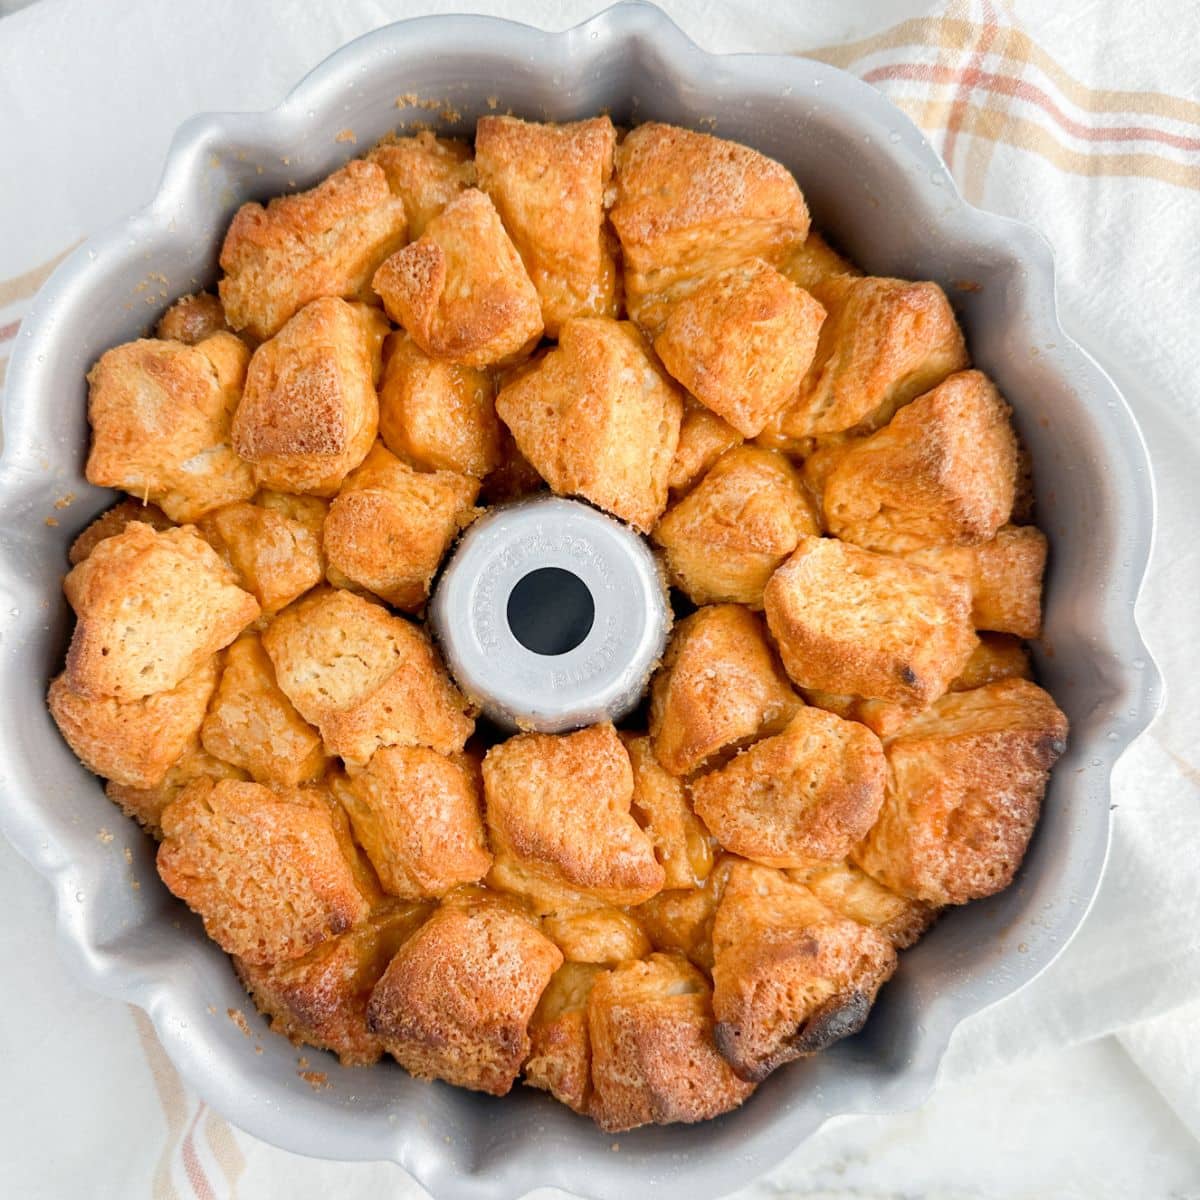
xmin=155 ymin=292 xmax=231 ymax=345
xmin=801 ymin=632 xmax=1033 ymax=741
xmin=323 ymin=441 xmax=479 ymax=610
xmin=653 ymin=446 xmax=819 ymax=608
xmin=262 ymin=588 xmax=474 ymax=766
xmin=763 ymin=535 xmax=977 ymax=705
xmin=668 ymin=398 xmax=742 ymax=496
xmin=232 ymin=297 xmax=387 ymax=496
xmin=649 ymin=605 xmax=801 ymax=777
xmin=623 ymin=734 xmax=715 ymax=890
xmin=366 ymin=899 xmax=562 ymax=1095
xmin=200 ymin=633 xmax=327 ymax=786
xmin=779 ymin=231 xmax=862 ymax=292
xmin=541 ymin=907 xmax=652 ymax=966
xmin=610 ymin=122 xmax=810 ymax=334
xmin=372 ymin=188 xmax=543 ymax=366
xmin=691 ymin=706 xmax=885 ymax=869
xmin=524 ymin=961 xmax=605 ymax=1114
xmin=197 ymin=499 xmax=324 ymax=616
xmin=332 ymin=745 xmax=492 ymax=899
xmin=495 ymin=317 xmax=683 ymax=531
xmin=157 ymin=778 xmax=375 ymax=965
xmin=587 ymin=952 xmax=756 ymax=1131
xmin=85 ymin=333 xmax=255 ymax=522
xmin=482 ymin=724 xmax=665 ymax=911
xmin=711 ymin=861 xmax=896 ymax=1081
xmin=106 ymin=742 xmax=246 ymax=839
xmin=821 ymin=370 xmax=1018 ymax=552
xmin=853 ymin=678 xmax=1068 ymax=905
xmin=654 ymin=259 xmax=826 ymax=438
xmin=633 ymin=856 xmax=736 ymax=972
xmin=49 ymin=656 xmax=218 ymax=789
xmin=219 ymin=158 xmax=409 ymax=341
xmin=475 ymin=115 xmax=619 ymax=335
xmin=368 ymin=131 xmax=476 ymax=238
xmin=377 ymin=331 xmax=502 ymax=477
xmin=235 ymin=901 xmax=430 ymax=1066
xmin=789 ymin=862 xmax=938 ymax=950
xmin=767 ymin=275 xmax=968 ymax=441
xmin=480 ymin=424 xmax=547 ymax=505
xmin=63 ymin=522 xmax=259 ymax=700
xmin=68 ymin=499 xmax=174 ymax=565
xmin=904 ymin=524 xmax=1047 ymax=638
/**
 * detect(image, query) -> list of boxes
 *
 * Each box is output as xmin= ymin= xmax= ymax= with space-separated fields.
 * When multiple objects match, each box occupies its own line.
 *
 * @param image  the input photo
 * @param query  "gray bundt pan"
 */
xmin=0 ymin=4 xmax=1162 ymax=1197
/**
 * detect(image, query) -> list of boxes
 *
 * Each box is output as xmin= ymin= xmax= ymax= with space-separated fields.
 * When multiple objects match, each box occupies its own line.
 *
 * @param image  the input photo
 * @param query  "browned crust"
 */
xmin=68 ymin=499 xmax=174 ymax=565
xmin=482 ymin=724 xmax=665 ymax=911
xmin=691 ymin=707 xmax=886 ymax=869
xmin=821 ymin=370 xmax=1018 ymax=552
xmin=667 ymin=397 xmax=742 ymax=496
xmin=155 ymin=292 xmax=232 ymax=345
xmin=762 ymin=535 xmax=977 ymax=705
xmin=156 ymin=778 xmax=374 ymax=965
xmin=368 ymin=131 xmax=476 ymax=238
xmin=710 ymin=862 xmax=896 ymax=1081
xmin=475 ymin=115 xmax=619 ymax=336
xmin=586 ymin=953 xmax=755 ymax=1131
xmin=649 ymin=605 xmax=802 ymax=777
xmin=652 ymin=446 xmax=819 ymax=609
xmin=371 ymin=188 xmax=543 ymax=367
xmin=366 ymin=900 xmax=562 ymax=1095
xmin=852 ymin=679 xmax=1069 ymax=905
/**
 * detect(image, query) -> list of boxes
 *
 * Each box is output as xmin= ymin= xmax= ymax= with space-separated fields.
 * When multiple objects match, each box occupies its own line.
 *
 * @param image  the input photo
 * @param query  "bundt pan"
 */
xmin=0 ymin=4 xmax=1161 ymax=1197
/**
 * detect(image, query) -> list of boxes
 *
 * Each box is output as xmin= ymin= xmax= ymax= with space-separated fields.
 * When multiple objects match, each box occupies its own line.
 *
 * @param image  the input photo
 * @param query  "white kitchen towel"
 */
xmin=1 ymin=1 xmax=1198 ymax=1197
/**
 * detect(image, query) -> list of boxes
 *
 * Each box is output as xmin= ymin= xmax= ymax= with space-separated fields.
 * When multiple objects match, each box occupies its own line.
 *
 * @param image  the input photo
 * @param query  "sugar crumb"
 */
xmin=54 ymin=493 xmax=75 ymax=509
xmin=486 ymin=95 xmax=499 ymax=110
xmin=299 ymin=1070 xmax=329 ymax=1091
xmin=124 ymin=846 xmax=133 ymax=863
xmin=228 ymin=1008 xmax=252 ymax=1036
xmin=97 ymin=828 xmax=113 ymax=843
xmin=336 ymin=128 xmax=357 ymax=145
xmin=207 ymin=1005 xmax=217 ymax=1015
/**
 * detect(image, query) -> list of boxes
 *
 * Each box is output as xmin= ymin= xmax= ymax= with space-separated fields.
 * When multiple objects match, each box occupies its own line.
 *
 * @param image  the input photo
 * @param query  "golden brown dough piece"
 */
xmin=235 ymin=901 xmax=431 ymax=1065
xmin=768 ymin=275 xmax=968 ymax=441
xmin=587 ymin=952 xmax=756 ymax=1131
xmin=262 ymin=588 xmax=474 ymax=766
xmin=197 ymin=499 xmax=324 ymax=616
xmin=332 ymin=745 xmax=492 ymax=899
xmin=366 ymin=900 xmax=562 ymax=1095
xmin=654 ymin=259 xmax=826 ymax=438
xmin=904 ymin=524 xmax=1047 ymax=639
xmin=788 ymin=861 xmax=938 ymax=950
xmin=63 ymin=522 xmax=259 ymax=701
xmin=667 ymin=398 xmax=742 ymax=496
xmin=524 ymin=961 xmax=605 ymax=1114
xmin=610 ymin=122 xmax=810 ymax=334
xmin=476 ymin=115 xmax=619 ymax=335
xmin=649 ymin=605 xmax=801 ymax=777
xmin=49 ymin=657 xmax=218 ymax=789
xmin=85 ymin=333 xmax=255 ymax=522
xmin=763 ymin=535 xmax=976 ymax=705
xmin=633 ymin=856 xmax=736 ymax=972
xmin=377 ymin=331 xmax=502 ymax=477
xmin=200 ymin=634 xmax=327 ymax=787
xmin=106 ymin=742 xmax=246 ymax=839
xmin=368 ymin=131 xmax=476 ymax=237
xmin=323 ymin=441 xmax=479 ymax=610
xmin=232 ymin=297 xmax=387 ymax=497
xmin=623 ymin=734 xmax=715 ymax=890
xmin=68 ymin=500 xmax=174 ymax=566
xmin=710 ymin=861 xmax=896 ymax=1081
xmin=479 ymin=424 xmax=546 ymax=505
xmin=219 ymin=158 xmax=408 ymax=341
xmin=372 ymin=188 xmax=543 ymax=366
xmin=821 ymin=370 xmax=1018 ymax=552
xmin=155 ymin=292 xmax=231 ymax=345
xmin=483 ymin=724 xmax=665 ymax=912
xmin=541 ymin=906 xmax=652 ymax=966
xmin=495 ymin=317 xmax=683 ymax=531
xmin=778 ymin=231 xmax=863 ymax=292
xmin=653 ymin=446 xmax=819 ymax=608
xmin=691 ymin=706 xmax=885 ymax=869
xmin=853 ymin=678 xmax=1068 ymax=905
xmin=157 ymin=778 xmax=374 ymax=965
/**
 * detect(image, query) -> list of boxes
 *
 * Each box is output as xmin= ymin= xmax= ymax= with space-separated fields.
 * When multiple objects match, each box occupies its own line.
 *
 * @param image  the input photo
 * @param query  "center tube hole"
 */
xmin=506 ymin=567 xmax=595 ymax=657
